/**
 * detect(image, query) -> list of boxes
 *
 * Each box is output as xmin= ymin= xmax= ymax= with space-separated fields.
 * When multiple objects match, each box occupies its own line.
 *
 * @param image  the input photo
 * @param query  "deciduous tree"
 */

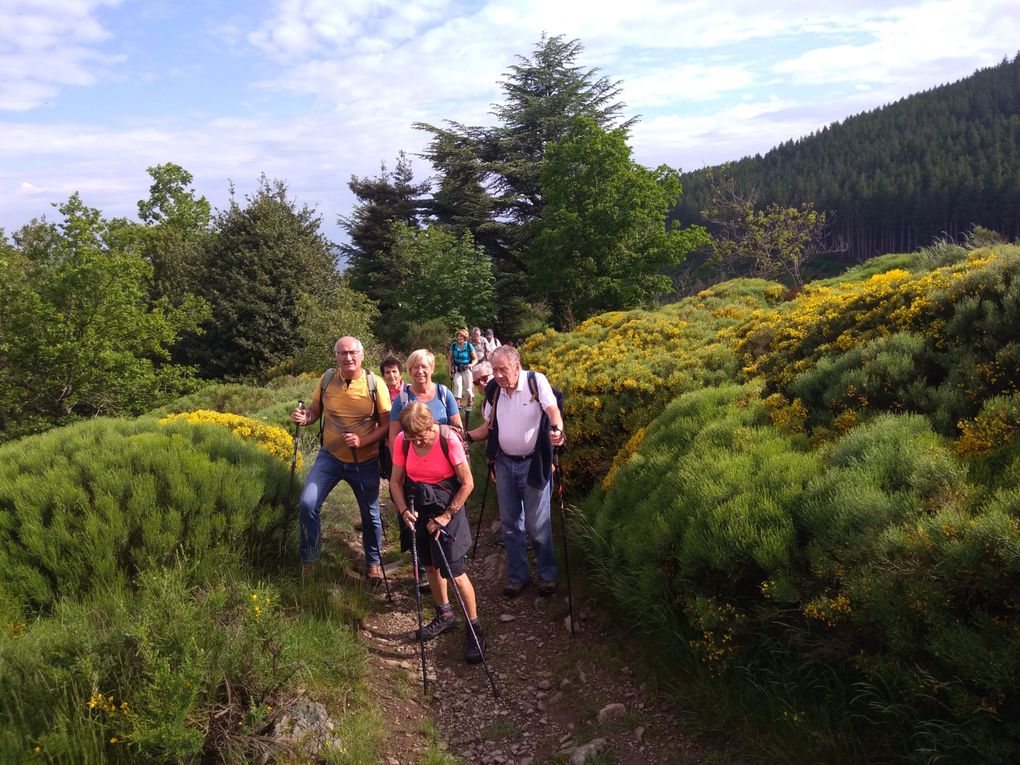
xmin=383 ymin=223 xmax=496 ymax=345
xmin=702 ymin=175 xmax=831 ymax=287
xmin=0 ymin=195 xmax=206 ymax=437
xmin=137 ymin=163 xmax=212 ymax=306
xmin=528 ymin=117 xmax=709 ymax=328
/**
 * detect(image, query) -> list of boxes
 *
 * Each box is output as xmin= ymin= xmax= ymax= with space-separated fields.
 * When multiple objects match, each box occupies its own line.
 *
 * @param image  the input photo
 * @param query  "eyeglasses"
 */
xmin=335 ymin=350 xmax=361 ymax=357
xmin=473 ymin=375 xmax=491 ymax=386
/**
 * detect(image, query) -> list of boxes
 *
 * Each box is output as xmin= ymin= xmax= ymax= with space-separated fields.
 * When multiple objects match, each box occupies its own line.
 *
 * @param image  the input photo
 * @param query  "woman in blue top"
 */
xmin=389 ymin=348 xmax=463 ymax=443
xmin=447 ymin=328 xmax=478 ymax=408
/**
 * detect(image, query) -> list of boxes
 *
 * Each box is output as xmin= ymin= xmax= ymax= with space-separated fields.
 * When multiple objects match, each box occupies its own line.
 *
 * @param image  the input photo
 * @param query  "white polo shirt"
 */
xmin=483 ymin=370 xmax=558 ymax=457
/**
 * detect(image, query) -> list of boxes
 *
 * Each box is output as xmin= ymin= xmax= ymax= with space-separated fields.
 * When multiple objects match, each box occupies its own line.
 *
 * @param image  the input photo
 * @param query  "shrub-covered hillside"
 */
xmin=0 ymin=410 xmax=372 ymax=762
xmin=526 ymin=242 xmax=1020 ymax=762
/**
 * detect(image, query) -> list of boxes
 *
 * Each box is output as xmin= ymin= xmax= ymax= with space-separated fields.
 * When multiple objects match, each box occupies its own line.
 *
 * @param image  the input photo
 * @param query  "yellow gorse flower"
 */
xmin=160 ymin=410 xmax=301 ymax=470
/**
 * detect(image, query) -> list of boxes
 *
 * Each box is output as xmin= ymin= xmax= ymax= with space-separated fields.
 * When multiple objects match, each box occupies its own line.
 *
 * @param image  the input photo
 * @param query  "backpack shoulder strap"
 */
xmin=317 ymin=368 xmax=337 ymax=445
xmin=402 ymin=425 xmax=456 ymax=469
xmin=527 ymin=371 xmax=539 ymax=403
xmin=438 ymin=424 xmax=451 ymax=464
xmin=366 ymin=371 xmax=379 ymax=421
xmin=318 ymin=368 xmax=336 ymax=404
xmin=438 ymin=383 xmax=452 ymax=410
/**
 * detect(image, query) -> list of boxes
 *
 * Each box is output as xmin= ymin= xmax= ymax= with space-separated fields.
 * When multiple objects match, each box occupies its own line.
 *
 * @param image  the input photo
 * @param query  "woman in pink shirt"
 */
xmin=390 ymin=402 xmax=486 ymax=664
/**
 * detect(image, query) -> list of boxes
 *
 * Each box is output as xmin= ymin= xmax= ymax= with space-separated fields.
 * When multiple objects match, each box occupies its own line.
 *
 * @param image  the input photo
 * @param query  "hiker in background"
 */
xmin=391 ymin=349 xmax=464 ymax=591
xmin=472 ymin=361 xmax=493 ymax=390
xmin=465 ymin=345 xmax=565 ymax=597
xmin=485 ymin=328 xmax=502 ymax=354
xmin=471 ymin=327 xmax=488 ymax=362
xmin=380 ymin=356 xmax=404 ymax=404
xmin=377 ymin=356 xmax=405 ymax=483
xmin=291 ymin=336 xmax=391 ymax=584
xmin=390 ymin=402 xmax=486 ymax=663
xmin=448 ymin=328 xmax=477 ymax=408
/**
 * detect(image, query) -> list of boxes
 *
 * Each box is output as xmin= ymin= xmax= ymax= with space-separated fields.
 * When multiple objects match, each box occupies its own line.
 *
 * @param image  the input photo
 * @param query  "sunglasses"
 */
xmin=473 ymin=375 xmax=491 ymax=386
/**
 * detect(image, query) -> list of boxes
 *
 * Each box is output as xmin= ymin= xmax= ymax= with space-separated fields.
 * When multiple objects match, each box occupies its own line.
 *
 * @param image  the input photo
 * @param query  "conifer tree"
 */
xmin=415 ymin=35 xmax=636 ymax=330
xmin=339 ymin=151 xmax=429 ymax=303
xmin=182 ymin=177 xmax=339 ymax=380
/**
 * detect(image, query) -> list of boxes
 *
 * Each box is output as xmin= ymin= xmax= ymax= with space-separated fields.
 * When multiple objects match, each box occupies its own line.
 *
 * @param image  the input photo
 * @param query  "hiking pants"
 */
xmin=494 ymin=453 xmax=557 ymax=584
xmin=299 ymin=449 xmax=382 ymax=566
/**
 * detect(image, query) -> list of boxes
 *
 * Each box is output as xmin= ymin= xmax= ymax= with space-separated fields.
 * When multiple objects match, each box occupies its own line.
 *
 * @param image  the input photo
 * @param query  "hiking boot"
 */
xmin=465 ymin=621 xmax=486 ymax=664
xmin=366 ymin=564 xmax=384 ymax=585
xmin=537 ymin=579 xmax=556 ymax=597
xmin=502 ymin=579 xmax=528 ymax=598
xmin=301 ymin=562 xmax=314 ymax=583
xmin=416 ymin=611 xmax=456 ymax=641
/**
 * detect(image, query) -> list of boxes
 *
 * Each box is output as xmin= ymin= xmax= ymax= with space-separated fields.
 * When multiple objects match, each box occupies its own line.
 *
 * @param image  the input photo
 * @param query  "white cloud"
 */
xmin=624 ymin=64 xmax=757 ymax=107
xmin=0 ymin=0 xmax=122 ymax=111
xmin=773 ymin=0 xmax=1020 ymax=90
xmin=1 ymin=0 xmax=1018 ymax=241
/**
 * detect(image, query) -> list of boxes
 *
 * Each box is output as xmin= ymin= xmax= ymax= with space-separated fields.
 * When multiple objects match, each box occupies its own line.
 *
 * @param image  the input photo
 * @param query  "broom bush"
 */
xmin=0 ymin=416 xmax=295 ymax=612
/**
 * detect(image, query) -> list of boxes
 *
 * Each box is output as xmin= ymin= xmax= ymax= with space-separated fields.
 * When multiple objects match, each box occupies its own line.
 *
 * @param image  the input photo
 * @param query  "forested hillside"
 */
xmin=672 ymin=54 xmax=1020 ymax=261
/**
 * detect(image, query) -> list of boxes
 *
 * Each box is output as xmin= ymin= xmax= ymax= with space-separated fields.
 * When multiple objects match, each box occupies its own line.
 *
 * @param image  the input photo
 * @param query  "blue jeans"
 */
xmin=299 ymin=449 xmax=382 ymax=566
xmin=495 ymin=453 xmax=557 ymax=584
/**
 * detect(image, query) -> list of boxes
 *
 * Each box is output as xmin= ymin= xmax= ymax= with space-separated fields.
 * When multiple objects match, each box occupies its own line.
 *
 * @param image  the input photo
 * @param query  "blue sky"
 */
xmin=1 ymin=0 xmax=1017 ymax=244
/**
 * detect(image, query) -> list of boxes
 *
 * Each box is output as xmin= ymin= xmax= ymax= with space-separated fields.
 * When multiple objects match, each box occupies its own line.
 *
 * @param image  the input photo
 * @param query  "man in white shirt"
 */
xmin=466 ymin=345 xmax=565 ymax=597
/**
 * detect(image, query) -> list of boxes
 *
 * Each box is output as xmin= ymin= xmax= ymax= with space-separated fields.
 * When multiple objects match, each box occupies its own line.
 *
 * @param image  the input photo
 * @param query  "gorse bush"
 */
xmin=148 ymin=376 xmax=315 ymax=421
xmin=585 ymin=398 xmax=1020 ymax=760
xmin=522 ymin=278 xmax=779 ymax=488
xmin=0 ymin=417 xmax=295 ymax=611
xmin=513 ymin=247 xmax=1020 ymax=761
xmin=587 ymin=384 xmax=817 ymax=658
xmin=159 ymin=409 xmax=302 ymax=471
xmin=733 ymin=245 xmax=1020 ymax=439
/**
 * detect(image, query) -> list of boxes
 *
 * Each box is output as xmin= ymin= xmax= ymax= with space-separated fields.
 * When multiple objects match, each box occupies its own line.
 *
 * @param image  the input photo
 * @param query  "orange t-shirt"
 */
xmin=314 ymin=371 xmax=391 ymax=462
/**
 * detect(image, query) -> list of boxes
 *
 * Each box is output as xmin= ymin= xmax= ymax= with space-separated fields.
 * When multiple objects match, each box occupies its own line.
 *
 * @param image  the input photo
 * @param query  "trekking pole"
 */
xmin=432 ymin=525 xmax=501 ymax=699
xmin=349 ymin=432 xmax=392 ymax=601
xmin=408 ymin=498 xmax=429 ymax=696
xmin=288 ymin=401 xmax=305 ymax=500
xmin=470 ymin=462 xmax=492 ymax=559
xmin=553 ymin=447 xmax=575 ymax=638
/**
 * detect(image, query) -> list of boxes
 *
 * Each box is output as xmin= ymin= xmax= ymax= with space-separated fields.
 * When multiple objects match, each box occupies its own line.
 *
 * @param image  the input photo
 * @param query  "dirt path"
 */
xmin=350 ymin=512 xmax=705 ymax=765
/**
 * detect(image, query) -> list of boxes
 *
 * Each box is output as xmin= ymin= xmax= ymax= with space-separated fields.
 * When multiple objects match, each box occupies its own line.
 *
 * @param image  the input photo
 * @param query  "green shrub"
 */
xmin=588 ymin=384 xmax=818 ymax=651
xmin=0 ymin=417 xmax=295 ymax=611
xmin=0 ymin=566 xmax=363 ymax=762
xmin=590 ymin=398 xmax=1020 ymax=761
xmin=149 ymin=381 xmax=299 ymax=421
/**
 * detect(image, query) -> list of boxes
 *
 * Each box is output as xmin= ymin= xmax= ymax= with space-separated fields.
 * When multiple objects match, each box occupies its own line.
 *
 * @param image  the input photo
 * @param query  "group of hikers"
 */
xmin=289 ymin=330 xmax=565 ymax=669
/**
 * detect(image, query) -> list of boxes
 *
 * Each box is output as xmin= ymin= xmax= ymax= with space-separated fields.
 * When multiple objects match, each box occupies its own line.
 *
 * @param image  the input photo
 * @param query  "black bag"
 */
xmin=378 ymin=442 xmax=393 ymax=479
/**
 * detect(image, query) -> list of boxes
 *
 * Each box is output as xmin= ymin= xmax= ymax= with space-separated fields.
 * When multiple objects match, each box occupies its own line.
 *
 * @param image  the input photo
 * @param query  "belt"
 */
xmin=503 ymin=452 xmax=534 ymax=462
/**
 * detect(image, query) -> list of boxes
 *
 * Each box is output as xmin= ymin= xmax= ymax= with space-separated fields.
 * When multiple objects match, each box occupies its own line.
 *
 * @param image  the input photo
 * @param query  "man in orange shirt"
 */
xmin=291 ymin=336 xmax=391 ymax=581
